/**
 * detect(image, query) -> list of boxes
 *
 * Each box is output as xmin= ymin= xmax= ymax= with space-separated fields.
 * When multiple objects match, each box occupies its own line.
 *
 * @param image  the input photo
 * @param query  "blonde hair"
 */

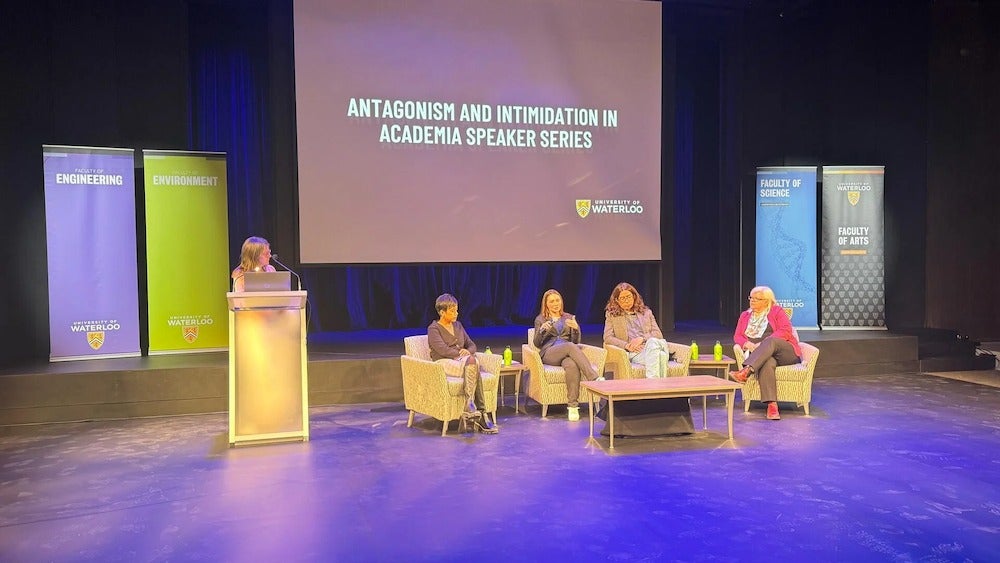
xmin=238 ymin=236 xmax=270 ymax=274
xmin=750 ymin=285 xmax=777 ymax=308
xmin=538 ymin=289 xmax=563 ymax=318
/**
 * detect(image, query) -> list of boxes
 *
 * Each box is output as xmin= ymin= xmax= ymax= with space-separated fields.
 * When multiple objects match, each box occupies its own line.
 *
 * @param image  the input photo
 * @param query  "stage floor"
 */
xmin=1 ymin=372 xmax=999 ymax=561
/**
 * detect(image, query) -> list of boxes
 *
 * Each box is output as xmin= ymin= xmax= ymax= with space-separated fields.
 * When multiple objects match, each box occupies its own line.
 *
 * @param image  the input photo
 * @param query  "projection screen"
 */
xmin=293 ymin=0 xmax=662 ymax=264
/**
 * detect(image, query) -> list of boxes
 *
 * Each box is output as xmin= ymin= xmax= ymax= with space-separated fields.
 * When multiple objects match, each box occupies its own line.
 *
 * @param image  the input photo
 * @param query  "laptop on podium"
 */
xmin=242 ymin=271 xmax=292 ymax=292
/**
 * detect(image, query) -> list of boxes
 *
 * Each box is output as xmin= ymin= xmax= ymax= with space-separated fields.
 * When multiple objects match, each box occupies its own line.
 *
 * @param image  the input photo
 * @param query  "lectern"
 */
xmin=226 ymin=290 xmax=309 ymax=446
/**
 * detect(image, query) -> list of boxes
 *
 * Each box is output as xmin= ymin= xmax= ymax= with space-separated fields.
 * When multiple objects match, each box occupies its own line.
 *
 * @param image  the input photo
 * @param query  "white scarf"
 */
xmin=744 ymin=310 xmax=769 ymax=340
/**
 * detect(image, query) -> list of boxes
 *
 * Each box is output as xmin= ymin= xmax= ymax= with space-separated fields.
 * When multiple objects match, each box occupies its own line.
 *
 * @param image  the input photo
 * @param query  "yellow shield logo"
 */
xmin=576 ymin=199 xmax=591 ymax=218
xmin=87 ymin=331 xmax=105 ymax=350
xmin=783 ymin=307 xmax=794 ymax=320
xmin=848 ymin=191 xmax=860 ymax=206
xmin=182 ymin=325 xmax=199 ymax=343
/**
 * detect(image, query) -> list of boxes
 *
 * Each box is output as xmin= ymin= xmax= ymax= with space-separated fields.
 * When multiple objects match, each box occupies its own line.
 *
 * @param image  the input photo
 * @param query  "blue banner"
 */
xmin=755 ymin=166 xmax=818 ymax=328
xmin=43 ymin=145 xmax=141 ymax=361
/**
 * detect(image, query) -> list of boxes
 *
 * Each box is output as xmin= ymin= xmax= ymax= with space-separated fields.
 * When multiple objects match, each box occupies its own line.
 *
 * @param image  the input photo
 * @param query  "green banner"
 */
xmin=143 ymin=150 xmax=229 ymax=353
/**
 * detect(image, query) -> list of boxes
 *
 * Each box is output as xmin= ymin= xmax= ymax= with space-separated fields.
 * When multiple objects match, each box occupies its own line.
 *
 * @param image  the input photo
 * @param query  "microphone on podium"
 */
xmin=271 ymin=253 xmax=303 ymax=291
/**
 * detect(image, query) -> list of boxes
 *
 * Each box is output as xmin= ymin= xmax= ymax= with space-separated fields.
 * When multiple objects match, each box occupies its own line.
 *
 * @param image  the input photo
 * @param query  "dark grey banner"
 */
xmin=821 ymin=166 xmax=886 ymax=328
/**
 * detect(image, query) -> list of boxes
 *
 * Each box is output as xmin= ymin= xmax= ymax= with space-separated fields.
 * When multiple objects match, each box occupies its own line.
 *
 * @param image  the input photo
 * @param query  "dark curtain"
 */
xmin=300 ymin=263 xmax=660 ymax=331
xmin=188 ymin=1 xmax=277 ymax=259
xmin=673 ymin=38 xmax=723 ymax=324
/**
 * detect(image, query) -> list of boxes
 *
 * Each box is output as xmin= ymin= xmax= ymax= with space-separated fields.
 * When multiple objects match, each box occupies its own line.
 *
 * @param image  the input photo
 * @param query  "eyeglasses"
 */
xmin=617 ymin=294 xmax=634 ymax=302
xmin=748 ymin=296 xmax=765 ymax=302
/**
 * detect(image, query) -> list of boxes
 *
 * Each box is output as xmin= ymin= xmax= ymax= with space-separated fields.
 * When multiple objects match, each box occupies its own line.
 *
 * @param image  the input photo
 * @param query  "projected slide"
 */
xmin=293 ymin=0 xmax=662 ymax=264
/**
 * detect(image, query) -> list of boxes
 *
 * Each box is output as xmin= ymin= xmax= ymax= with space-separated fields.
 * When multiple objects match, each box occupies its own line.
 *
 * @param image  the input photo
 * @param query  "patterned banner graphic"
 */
xmin=43 ymin=145 xmax=141 ymax=361
xmin=143 ymin=150 xmax=230 ymax=353
xmin=821 ymin=166 xmax=885 ymax=328
xmin=755 ymin=167 xmax=818 ymax=328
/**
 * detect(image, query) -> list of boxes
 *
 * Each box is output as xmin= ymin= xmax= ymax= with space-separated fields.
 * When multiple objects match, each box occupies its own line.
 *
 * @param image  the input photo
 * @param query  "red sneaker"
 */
xmin=766 ymin=402 xmax=780 ymax=420
xmin=729 ymin=366 xmax=751 ymax=384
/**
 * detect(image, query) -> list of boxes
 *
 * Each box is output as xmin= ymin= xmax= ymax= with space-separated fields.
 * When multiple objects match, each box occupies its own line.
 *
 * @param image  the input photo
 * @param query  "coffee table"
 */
xmin=581 ymin=376 xmax=741 ymax=449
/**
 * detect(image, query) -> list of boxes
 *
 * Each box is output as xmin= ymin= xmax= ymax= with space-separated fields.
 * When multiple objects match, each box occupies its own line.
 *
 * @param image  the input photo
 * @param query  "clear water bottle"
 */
xmin=690 ymin=341 xmax=699 ymax=360
xmin=714 ymin=340 xmax=723 ymax=361
xmin=503 ymin=345 xmax=512 ymax=366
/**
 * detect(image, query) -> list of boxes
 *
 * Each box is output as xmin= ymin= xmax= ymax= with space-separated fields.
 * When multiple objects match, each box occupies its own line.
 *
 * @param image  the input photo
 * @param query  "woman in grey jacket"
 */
xmin=603 ymin=282 xmax=672 ymax=378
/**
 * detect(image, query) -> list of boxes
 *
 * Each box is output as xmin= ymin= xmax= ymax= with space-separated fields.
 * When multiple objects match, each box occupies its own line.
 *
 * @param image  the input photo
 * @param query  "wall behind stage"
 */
xmin=737 ymin=0 xmax=932 ymax=331
xmin=0 ymin=1 xmax=193 ymax=365
xmin=925 ymin=2 xmax=1000 ymax=339
xmin=3 ymin=0 xmax=1000 ymax=367
xmin=736 ymin=0 xmax=999 ymax=340
xmin=0 ymin=0 xmax=670 ymax=366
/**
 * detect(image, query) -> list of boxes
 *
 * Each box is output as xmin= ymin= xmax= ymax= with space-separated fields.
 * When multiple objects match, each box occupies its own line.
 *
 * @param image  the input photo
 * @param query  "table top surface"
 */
xmin=497 ymin=361 xmax=523 ymax=372
xmin=690 ymin=355 xmax=735 ymax=365
xmin=582 ymin=375 xmax=741 ymax=397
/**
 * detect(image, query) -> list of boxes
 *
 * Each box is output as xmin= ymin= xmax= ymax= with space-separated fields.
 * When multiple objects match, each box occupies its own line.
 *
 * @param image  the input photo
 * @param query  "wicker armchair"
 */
xmin=604 ymin=341 xmax=692 ymax=380
xmin=400 ymin=335 xmax=501 ymax=436
xmin=521 ymin=328 xmax=607 ymax=417
xmin=733 ymin=342 xmax=819 ymax=415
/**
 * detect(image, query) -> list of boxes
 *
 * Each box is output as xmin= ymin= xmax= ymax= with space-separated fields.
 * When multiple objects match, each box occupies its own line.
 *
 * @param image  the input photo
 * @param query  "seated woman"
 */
xmin=603 ymin=282 xmax=672 ymax=378
xmin=231 ymin=236 xmax=276 ymax=292
xmin=533 ymin=289 xmax=602 ymax=422
xmin=729 ymin=285 xmax=802 ymax=420
xmin=426 ymin=293 xmax=498 ymax=434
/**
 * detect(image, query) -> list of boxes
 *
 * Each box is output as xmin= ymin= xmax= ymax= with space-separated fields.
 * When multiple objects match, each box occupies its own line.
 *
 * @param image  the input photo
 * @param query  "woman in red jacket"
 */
xmin=730 ymin=285 xmax=802 ymax=420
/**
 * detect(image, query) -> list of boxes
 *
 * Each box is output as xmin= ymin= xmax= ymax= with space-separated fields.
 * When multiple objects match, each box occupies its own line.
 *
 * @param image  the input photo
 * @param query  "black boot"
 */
xmin=469 ymin=363 xmax=498 ymax=433
xmin=473 ymin=369 xmax=490 ymax=415
xmin=460 ymin=360 xmax=482 ymax=432
xmin=473 ymin=415 xmax=499 ymax=434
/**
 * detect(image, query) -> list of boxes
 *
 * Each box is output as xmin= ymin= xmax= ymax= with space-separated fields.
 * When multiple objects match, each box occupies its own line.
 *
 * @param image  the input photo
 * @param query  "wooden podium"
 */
xmin=226 ymin=291 xmax=309 ymax=446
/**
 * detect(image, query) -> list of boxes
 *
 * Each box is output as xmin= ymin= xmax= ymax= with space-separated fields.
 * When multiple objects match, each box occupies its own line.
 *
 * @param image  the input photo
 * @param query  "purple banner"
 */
xmin=43 ymin=145 xmax=141 ymax=361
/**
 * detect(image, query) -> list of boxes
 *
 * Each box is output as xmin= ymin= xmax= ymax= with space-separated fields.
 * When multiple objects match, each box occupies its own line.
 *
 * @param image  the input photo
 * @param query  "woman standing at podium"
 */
xmin=427 ymin=293 xmax=498 ymax=434
xmin=231 ymin=236 xmax=276 ymax=292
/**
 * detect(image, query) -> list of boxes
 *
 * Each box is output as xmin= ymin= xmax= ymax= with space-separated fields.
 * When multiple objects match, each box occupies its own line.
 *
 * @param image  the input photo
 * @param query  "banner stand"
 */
xmin=43 ymin=145 xmax=141 ymax=361
xmin=754 ymin=166 xmax=819 ymax=330
xmin=820 ymin=166 xmax=886 ymax=330
xmin=143 ymin=150 xmax=230 ymax=354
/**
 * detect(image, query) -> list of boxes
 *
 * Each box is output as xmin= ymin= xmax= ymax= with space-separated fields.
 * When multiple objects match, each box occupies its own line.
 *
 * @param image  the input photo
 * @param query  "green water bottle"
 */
xmin=690 ymin=341 xmax=699 ymax=361
xmin=503 ymin=345 xmax=512 ymax=366
xmin=714 ymin=340 xmax=723 ymax=361
xmin=484 ymin=346 xmax=491 ymax=356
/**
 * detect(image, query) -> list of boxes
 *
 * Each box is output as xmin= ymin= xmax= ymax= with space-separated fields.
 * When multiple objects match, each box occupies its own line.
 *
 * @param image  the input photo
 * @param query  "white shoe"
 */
xmin=567 ymin=406 xmax=580 ymax=421
xmin=595 ymin=376 xmax=605 ymax=382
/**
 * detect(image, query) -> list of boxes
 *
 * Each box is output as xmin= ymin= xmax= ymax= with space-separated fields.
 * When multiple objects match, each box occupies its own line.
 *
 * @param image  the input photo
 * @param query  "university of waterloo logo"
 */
xmin=87 ymin=331 xmax=105 ymax=350
xmin=783 ymin=307 xmax=794 ymax=320
xmin=182 ymin=326 xmax=199 ymax=343
xmin=576 ymin=199 xmax=591 ymax=218
xmin=847 ymin=191 xmax=860 ymax=206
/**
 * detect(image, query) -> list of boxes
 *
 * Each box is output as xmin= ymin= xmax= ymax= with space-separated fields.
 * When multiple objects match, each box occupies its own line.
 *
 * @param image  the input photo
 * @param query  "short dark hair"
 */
xmin=435 ymin=293 xmax=459 ymax=314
